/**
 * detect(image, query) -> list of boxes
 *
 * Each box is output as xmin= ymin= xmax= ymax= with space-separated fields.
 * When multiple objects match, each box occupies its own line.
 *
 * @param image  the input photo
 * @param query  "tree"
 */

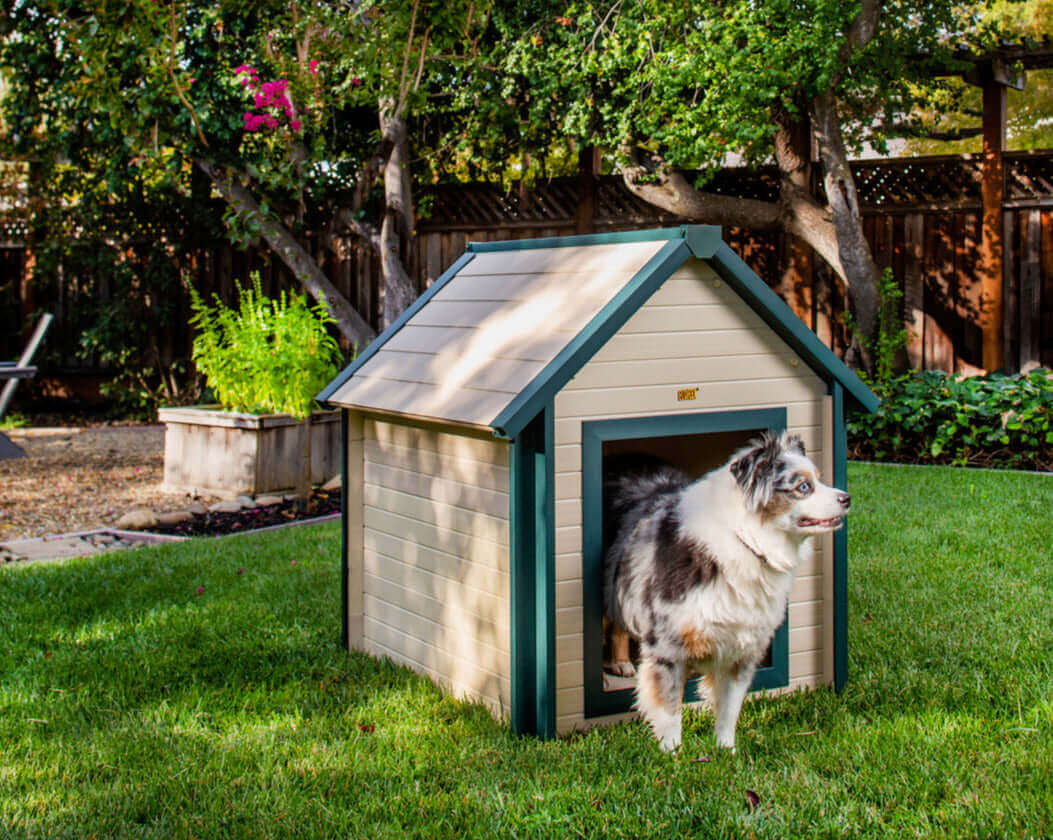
xmin=1 ymin=0 xmax=487 ymax=348
xmin=460 ymin=0 xmax=986 ymax=369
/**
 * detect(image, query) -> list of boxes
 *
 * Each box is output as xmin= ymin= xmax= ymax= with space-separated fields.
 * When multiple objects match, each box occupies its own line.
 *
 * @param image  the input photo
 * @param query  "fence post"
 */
xmin=980 ymin=73 xmax=1007 ymax=372
xmin=576 ymin=146 xmax=601 ymax=235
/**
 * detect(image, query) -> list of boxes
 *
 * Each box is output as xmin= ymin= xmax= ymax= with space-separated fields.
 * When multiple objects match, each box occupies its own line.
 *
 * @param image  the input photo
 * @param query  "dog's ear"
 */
xmin=730 ymin=432 xmax=780 ymax=512
xmin=782 ymin=432 xmax=806 ymax=457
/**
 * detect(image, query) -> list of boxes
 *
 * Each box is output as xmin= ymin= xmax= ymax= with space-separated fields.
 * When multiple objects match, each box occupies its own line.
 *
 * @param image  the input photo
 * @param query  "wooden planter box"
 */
xmin=158 ymin=406 xmax=341 ymax=496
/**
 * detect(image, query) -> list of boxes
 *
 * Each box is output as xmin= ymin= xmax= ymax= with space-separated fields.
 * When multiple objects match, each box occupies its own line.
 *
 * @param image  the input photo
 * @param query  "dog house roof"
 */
xmin=318 ymin=226 xmax=878 ymax=437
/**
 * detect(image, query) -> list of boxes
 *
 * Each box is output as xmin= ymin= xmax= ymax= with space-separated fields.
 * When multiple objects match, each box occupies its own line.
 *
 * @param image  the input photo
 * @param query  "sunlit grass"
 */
xmin=0 ymin=464 xmax=1050 ymax=839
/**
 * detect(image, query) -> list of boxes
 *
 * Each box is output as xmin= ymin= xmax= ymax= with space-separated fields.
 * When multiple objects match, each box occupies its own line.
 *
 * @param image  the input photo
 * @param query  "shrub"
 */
xmin=188 ymin=274 xmax=341 ymax=419
xmin=847 ymin=369 xmax=1053 ymax=471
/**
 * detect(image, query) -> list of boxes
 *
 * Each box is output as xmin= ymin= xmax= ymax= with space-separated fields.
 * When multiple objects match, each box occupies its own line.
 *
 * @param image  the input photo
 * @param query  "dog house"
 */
xmin=318 ymin=225 xmax=878 ymax=738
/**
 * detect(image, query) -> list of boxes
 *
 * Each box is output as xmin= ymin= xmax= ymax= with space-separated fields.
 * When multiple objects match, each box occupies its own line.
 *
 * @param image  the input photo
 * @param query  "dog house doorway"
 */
xmin=581 ymin=407 xmax=791 ymax=719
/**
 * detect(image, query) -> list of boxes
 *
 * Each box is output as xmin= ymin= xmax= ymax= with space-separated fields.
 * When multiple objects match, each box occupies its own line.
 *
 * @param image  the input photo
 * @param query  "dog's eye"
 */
xmin=795 ymin=481 xmax=812 ymax=495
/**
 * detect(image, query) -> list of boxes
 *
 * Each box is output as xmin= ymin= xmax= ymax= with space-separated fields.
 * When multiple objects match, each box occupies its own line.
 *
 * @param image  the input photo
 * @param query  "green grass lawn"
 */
xmin=1 ymin=463 xmax=1050 ymax=839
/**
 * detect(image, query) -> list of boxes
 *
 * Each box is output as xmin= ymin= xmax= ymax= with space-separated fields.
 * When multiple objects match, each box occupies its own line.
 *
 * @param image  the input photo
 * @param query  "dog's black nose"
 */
xmin=838 ymin=492 xmax=851 ymax=509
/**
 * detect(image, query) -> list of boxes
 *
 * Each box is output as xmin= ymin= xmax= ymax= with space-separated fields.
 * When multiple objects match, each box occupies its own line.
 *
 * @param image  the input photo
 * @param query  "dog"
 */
xmin=602 ymin=431 xmax=850 ymax=752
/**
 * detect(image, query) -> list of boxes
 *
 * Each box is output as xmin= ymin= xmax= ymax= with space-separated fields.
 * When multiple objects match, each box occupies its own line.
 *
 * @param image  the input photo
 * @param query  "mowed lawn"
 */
xmin=0 ymin=463 xmax=1050 ymax=839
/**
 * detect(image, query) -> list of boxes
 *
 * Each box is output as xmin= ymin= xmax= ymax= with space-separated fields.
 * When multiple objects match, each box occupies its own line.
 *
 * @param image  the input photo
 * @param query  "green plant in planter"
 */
xmin=189 ymin=274 xmax=344 ymax=507
xmin=189 ymin=273 xmax=341 ymax=420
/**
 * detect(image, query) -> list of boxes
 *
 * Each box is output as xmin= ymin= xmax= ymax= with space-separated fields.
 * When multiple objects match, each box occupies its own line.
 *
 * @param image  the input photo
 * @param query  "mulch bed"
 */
xmin=152 ymin=489 xmax=342 ymax=538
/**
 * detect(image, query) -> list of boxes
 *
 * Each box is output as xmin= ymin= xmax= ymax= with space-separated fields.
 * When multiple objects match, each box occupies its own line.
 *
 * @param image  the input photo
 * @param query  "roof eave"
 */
xmin=708 ymin=243 xmax=880 ymax=413
xmin=317 ymin=251 xmax=477 ymax=408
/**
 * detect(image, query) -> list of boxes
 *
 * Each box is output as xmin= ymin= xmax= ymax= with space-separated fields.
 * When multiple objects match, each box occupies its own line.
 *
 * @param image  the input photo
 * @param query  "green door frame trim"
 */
xmin=831 ymin=382 xmax=849 ymax=693
xmin=509 ymin=406 xmax=556 ymax=738
xmin=340 ymin=409 xmax=349 ymax=651
xmin=581 ymin=408 xmax=790 ymax=720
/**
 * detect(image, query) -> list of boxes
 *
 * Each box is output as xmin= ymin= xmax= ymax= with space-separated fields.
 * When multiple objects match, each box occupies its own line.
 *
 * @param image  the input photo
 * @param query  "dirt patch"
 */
xmin=0 ymin=426 xmax=221 ymax=541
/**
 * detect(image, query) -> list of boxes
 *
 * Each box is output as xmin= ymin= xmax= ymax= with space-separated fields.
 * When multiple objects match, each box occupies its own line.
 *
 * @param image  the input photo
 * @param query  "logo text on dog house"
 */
xmin=677 ymin=388 xmax=698 ymax=401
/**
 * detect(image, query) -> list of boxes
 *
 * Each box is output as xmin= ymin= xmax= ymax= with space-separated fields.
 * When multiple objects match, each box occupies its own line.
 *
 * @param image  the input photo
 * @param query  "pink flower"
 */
xmin=352 ymin=76 xmax=362 ymax=86
xmin=290 ymin=119 xmax=302 ymax=132
xmin=309 ymin=59 xmax=319 ymax=75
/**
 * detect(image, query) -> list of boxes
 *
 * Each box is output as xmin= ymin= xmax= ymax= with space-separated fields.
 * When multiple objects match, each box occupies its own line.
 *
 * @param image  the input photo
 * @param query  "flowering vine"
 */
xmin=236 ymin=65 xmax=301 ymax=133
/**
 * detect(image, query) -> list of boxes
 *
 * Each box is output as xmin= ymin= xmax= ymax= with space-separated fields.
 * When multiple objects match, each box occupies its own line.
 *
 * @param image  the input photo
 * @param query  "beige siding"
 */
xmin=327 ymin=241 xmax=668 ymax=426
xmin=354 ymin=417 xmax=512 ymax=715
xmin=551 ymin=259 xmax=834 ymax=734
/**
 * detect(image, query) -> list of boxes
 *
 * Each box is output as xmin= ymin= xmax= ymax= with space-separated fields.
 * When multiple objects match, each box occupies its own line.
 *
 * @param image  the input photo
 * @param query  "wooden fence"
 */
xmin=1 ymin=151 xmax=1051 ymax=393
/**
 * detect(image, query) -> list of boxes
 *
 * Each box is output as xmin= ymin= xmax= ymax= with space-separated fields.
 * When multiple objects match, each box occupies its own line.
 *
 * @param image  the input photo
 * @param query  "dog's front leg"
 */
xmin=712 ymin=663 xmax=758 ymax=753
xmin=635 ymin=656 xmax=685 ymax=752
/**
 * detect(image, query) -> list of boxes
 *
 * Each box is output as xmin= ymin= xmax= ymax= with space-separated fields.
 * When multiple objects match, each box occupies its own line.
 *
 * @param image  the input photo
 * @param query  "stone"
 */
xmin=254 ymin=495 xmax=284 ymax=507
xmin=186 ymin=503 xmax=208 ymax=516
xmin=209 ymin=500 xmax=244 ymax=514
xmin=321 ymin=474 xmax=341 ymax=491
xmin=156 ymin=510 xmax=193 ymax=526
xmin=235 ymin=495 xmax=256 ymax=509
xmin=114 ymin=508 xmax=159 ymax=531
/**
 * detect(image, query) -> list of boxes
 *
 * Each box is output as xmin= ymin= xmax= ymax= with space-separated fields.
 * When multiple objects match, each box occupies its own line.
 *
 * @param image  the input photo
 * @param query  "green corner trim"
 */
xmin=340 ymin=409 xmax=349 ymax=651
xmin=317 ymin=251 xmax=476 ymax=406
xmin=467 ymin=225 xmax=721 ymax=255
xmin=492 ymin=239 xmax=692 ymax=439
xmin=831 ymin=382 xmax=849 ymax=693
xmin=708 ymin=244 xmax=879 ymax=414
xmin=509 ymin=407 xmax=556 ymax=737
xmin=581 ymin=408 xmax=789 ymax=720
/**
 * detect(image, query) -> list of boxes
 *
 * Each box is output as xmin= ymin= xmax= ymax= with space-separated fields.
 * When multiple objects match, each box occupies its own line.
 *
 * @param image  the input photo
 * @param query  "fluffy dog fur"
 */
xmin=602 ymin=431 xmax=850 ymax=752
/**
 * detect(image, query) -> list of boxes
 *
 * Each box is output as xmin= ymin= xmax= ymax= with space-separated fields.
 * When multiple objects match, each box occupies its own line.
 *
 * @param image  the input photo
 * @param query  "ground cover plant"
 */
xmin=1 ymin=464 xmax=1050 ymax=839
xmin=848 ymin=368 xmax=1053 ymax=471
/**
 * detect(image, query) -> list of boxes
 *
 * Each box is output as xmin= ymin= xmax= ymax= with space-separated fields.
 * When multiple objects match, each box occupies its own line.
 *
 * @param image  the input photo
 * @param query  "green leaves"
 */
xmin=847 ymin=369 xmax=1053 ymax=471
xmin=188 ymin=273 xmax=342 ymax=419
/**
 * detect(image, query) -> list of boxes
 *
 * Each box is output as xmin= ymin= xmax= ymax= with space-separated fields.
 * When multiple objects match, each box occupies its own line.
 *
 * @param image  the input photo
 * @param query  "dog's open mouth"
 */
xmin=797 ymin=516 xmax=844 ymax=529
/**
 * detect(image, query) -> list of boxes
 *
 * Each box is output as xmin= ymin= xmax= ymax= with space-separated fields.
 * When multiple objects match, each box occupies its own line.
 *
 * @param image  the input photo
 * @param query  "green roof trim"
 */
xmin=491 ymin=239 xmax=692 ymax=438
xmin=318 ymin=224 xmax=878 ymax=426
xmin=708 ymin=243 xmax=879 ymax=413
xmin=316 ymin=251 xmax=476 ymax=407
xmin=467 ymin=224 xmax=722 ymax=256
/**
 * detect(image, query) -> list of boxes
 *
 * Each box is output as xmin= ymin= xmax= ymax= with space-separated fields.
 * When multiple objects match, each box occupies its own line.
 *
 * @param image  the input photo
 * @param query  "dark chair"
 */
xmin=0 ymin=313 xmax=53 ymax=459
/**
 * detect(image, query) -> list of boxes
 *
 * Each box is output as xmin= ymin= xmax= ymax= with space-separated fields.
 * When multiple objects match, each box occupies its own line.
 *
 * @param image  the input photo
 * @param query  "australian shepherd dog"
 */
xmin=602 ymin=431 xmax=851 ymax=752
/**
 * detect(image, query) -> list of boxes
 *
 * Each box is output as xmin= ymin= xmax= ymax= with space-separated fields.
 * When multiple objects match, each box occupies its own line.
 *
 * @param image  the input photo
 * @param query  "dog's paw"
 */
xmin=604 ymin=659 xmax=636 ymax=678
xmin=657 ymin=733 xmax=681 ymax=753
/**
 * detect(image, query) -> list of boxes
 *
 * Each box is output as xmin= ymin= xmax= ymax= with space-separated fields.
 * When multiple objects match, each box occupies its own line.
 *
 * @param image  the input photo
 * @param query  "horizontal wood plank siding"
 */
xmin=358 ymin=418 xmax=512 ymax=713
xmin=551 ymin=259 xmax=833 ymax=732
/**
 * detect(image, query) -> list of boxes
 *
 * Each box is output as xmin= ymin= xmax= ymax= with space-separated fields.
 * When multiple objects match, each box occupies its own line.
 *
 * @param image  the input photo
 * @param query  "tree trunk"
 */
xmin=619 ymin=135 xmax=880 ymax=372
xmin=809 ymin=91 xmax=880 ymax=368
xmin=379 ymin=104 xmax=418 ymax=328
xmin=196 ymin=159 xmax=376 ymax=349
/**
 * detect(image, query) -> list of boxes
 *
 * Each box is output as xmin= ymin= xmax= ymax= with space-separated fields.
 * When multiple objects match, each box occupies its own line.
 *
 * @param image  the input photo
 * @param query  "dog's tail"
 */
xmin=601 ymin=454 xmax=689 ymax=623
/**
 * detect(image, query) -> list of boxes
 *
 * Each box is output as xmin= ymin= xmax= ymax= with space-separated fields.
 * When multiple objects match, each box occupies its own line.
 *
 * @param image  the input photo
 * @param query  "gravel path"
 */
xmin=0 ymin=426 xmax=220 ymax=541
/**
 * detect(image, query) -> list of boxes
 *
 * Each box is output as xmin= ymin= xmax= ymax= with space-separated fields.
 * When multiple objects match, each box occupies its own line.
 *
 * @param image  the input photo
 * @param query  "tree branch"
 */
xmin=196 ymin=159 xmax=376 ymax=347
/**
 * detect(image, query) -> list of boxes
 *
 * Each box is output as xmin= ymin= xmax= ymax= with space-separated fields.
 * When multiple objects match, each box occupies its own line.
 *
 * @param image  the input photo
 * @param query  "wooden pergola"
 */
xmin=941 ymin=40 xmax=1053 ymax=371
